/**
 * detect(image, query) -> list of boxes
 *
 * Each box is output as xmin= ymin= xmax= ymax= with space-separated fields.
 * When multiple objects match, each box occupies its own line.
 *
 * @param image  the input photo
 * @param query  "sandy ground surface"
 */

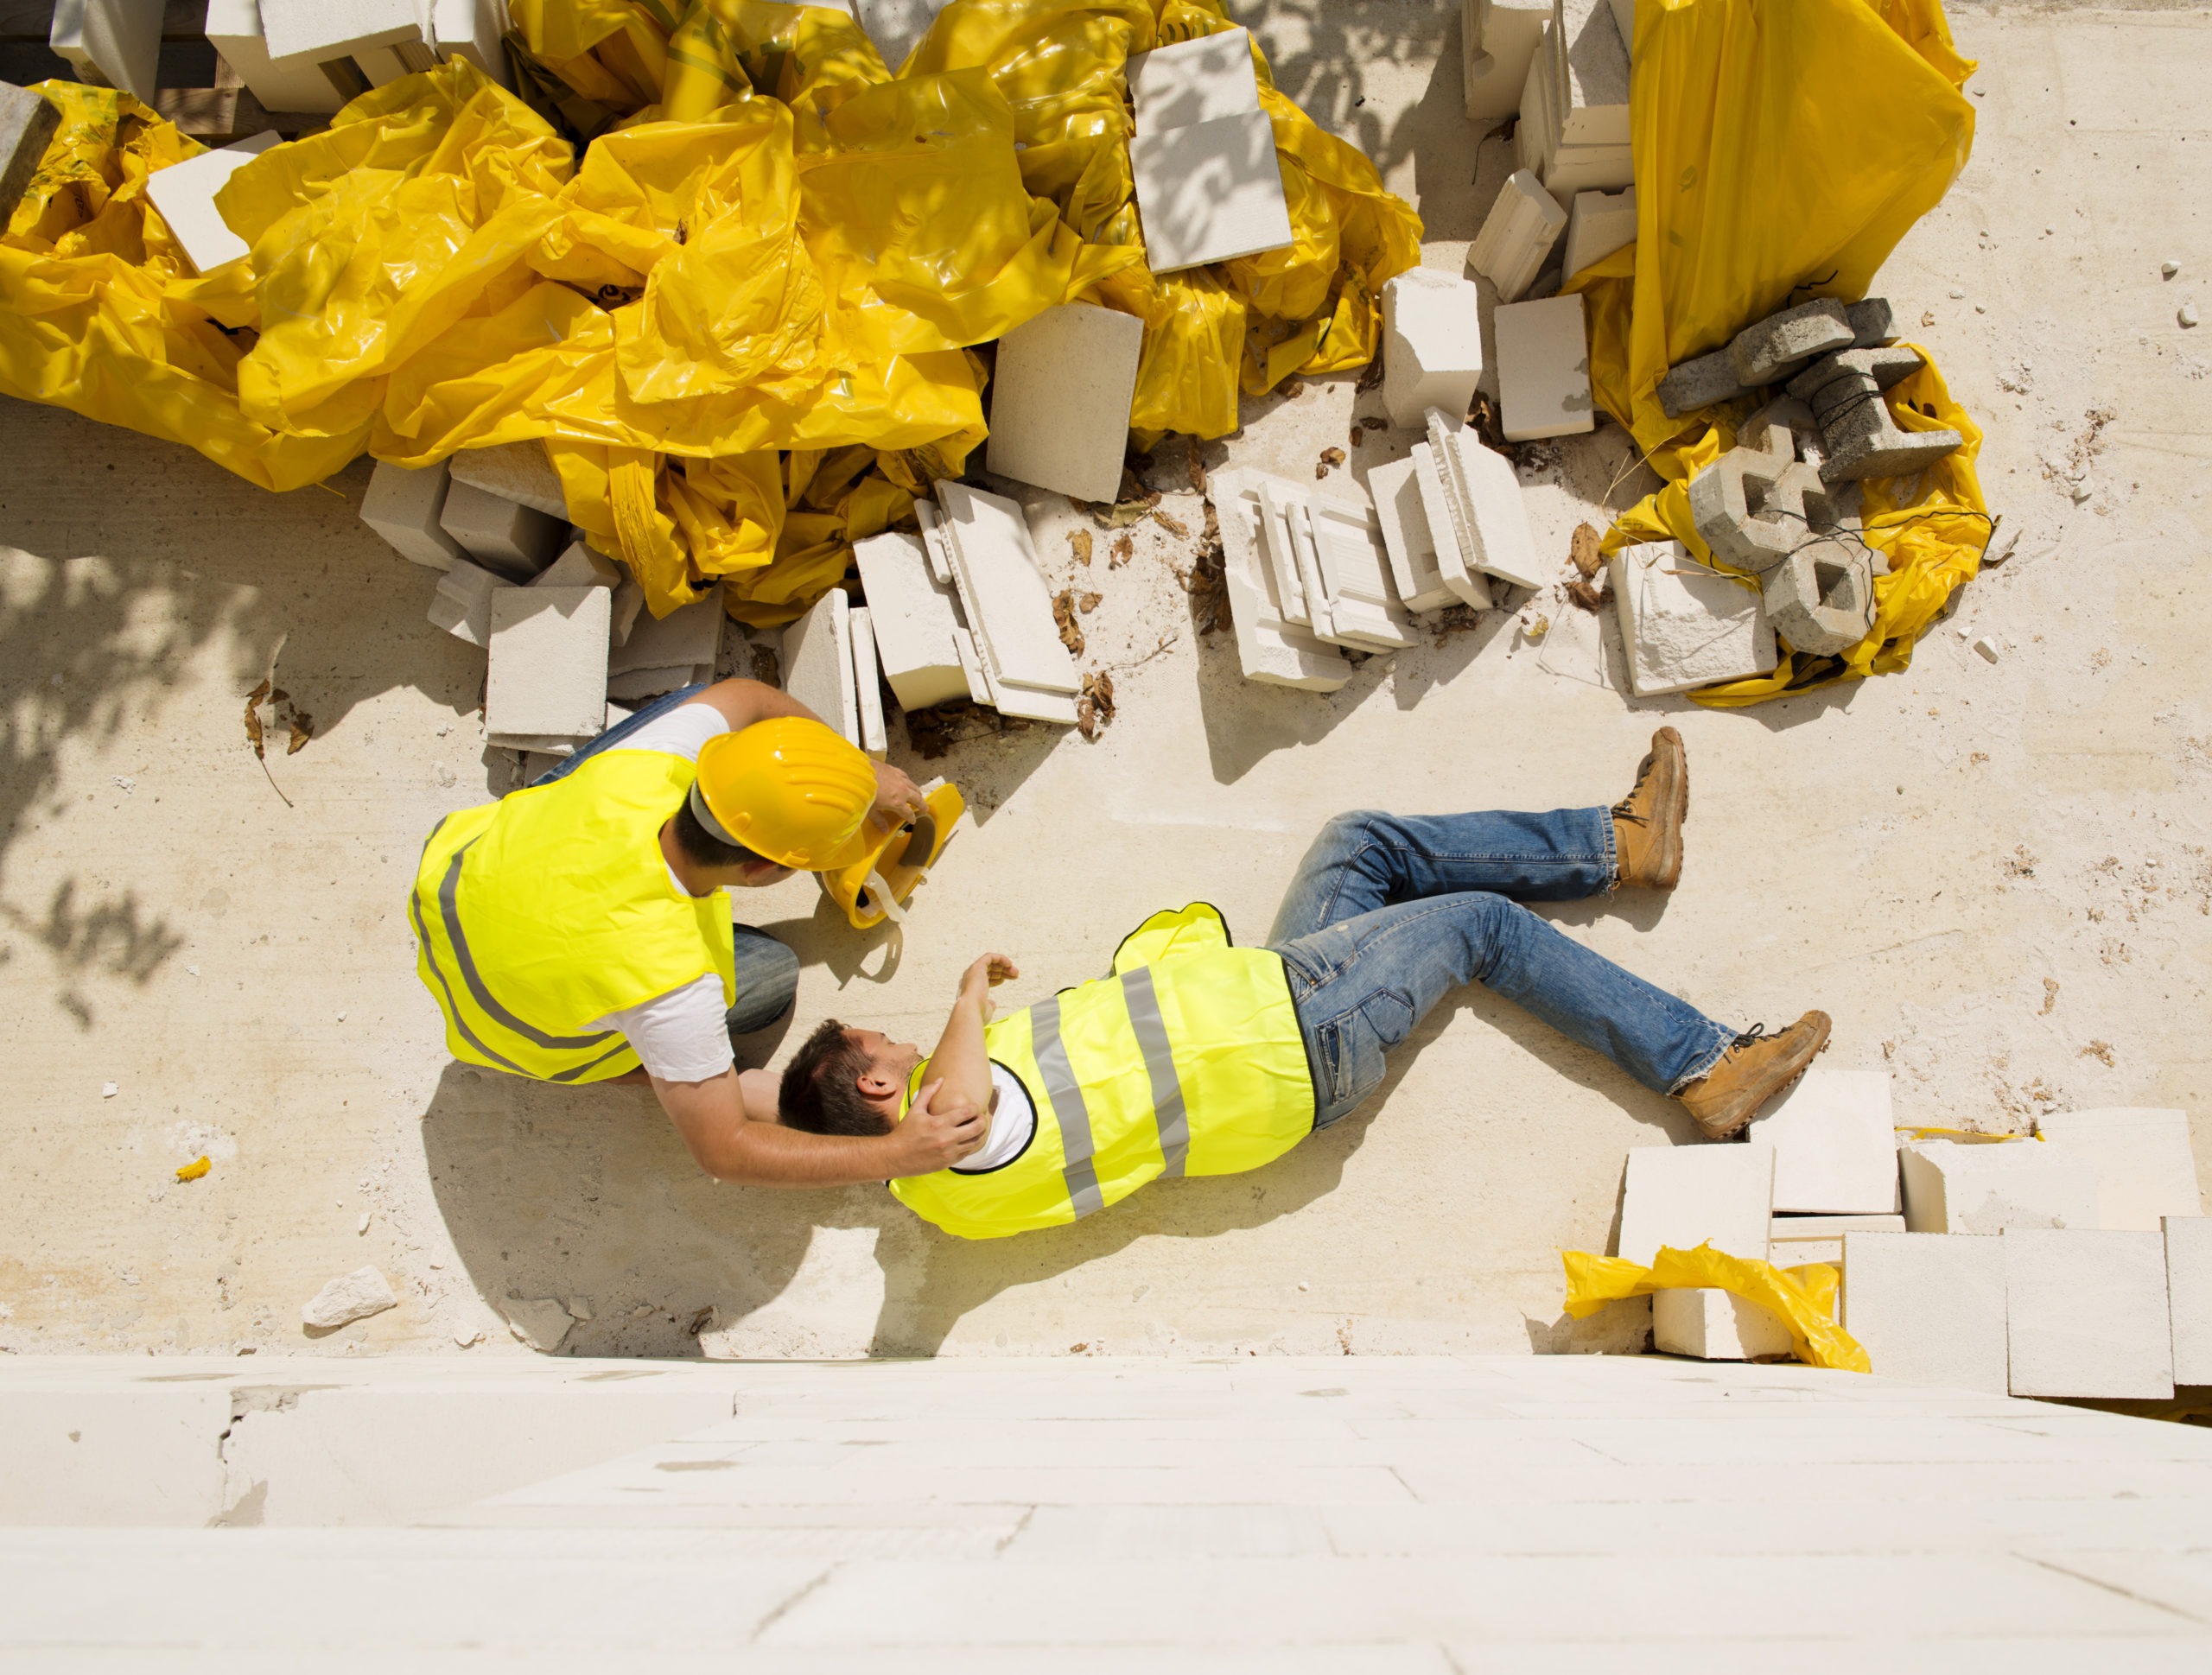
xmin=2 ymin=2 xmax=2207 ymax=1361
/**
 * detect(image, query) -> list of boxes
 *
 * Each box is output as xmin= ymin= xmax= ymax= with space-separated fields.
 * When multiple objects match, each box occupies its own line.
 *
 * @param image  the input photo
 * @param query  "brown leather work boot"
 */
xmin=1678 ymin=1012 xmax=1833 ymax=1139
xmin=1612 ymin=726 xmax=1688 ymax=890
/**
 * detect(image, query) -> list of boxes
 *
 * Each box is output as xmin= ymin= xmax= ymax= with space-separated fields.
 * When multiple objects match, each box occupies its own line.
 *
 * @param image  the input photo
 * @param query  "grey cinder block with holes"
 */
xmin=1761 ymin=538 xmax=1874 ymax=656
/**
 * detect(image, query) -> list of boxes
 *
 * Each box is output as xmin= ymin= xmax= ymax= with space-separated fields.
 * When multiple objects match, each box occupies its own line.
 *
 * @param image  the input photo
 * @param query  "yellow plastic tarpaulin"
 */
xmin=1561 ymin=1242 xmax=1872 ymax=1374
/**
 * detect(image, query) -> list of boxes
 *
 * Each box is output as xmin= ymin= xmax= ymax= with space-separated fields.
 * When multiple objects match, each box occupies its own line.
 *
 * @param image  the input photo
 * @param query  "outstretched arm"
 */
xmin=923 ymin=954 xmax=1018 ymax=1122
xmin=655 ymin=1068 xmax=982 ymax=1183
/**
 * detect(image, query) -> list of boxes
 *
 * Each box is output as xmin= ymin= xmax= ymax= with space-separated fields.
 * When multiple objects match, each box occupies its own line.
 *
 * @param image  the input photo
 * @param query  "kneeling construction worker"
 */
xmin=410 ymin=678 xmax=984 ymax=1183
xmin=777 ymin=729 xmax=1829 ymax=1237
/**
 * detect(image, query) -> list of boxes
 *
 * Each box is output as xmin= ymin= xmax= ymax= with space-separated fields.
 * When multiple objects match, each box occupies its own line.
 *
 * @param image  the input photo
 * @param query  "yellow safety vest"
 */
xmin=410 ymin=749 xmax=737 ymax=1083
xmin=890 ymin=904 xmax=1314 ymax=1239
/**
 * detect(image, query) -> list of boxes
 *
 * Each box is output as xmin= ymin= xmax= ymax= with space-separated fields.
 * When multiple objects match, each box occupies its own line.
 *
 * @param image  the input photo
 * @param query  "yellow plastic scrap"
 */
xmin=175 ymin=1155 xmax=211 ymax=1182
xmin=1560 ymin=1241 xmax=1872 ymax=1374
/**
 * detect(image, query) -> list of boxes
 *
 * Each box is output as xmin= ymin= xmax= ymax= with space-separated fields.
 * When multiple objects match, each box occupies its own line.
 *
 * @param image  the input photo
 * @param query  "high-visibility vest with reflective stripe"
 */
xmin=410 ymin=749 xmax=737 ymax=1083
xmin=889 ymin=904 xmax=1314 ymax=1239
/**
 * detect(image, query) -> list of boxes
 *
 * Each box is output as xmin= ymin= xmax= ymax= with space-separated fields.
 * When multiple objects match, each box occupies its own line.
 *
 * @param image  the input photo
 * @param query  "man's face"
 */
xmin=849 ymin=1027 xmax=922 ymax=1094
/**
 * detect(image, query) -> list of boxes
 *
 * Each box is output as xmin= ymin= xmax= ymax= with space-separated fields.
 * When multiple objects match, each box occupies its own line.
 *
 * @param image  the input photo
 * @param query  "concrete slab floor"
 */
xmin=1 ymin=2 xmax=2207 ymax=1362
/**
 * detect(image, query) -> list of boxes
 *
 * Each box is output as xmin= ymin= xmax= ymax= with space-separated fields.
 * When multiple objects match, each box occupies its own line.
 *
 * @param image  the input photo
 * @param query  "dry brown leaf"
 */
xmin=1152 ymin=510 xmax=1189 ymax=539
xmin=1355 ymin=358 xmax=1385 ymax=393
xmin=1109 ymin=533 xmax=1134 ymax=568
xmin=1078 ymin=591 xmax=1103 ymax=614
xmin=1187 ymin=448 xmax=1207 ymax=494
xmin=1566 ymin=579 xmax=1608 ymax=613
xmin=243 ymin=678 xmax=270 ymax=759
xmin=749 ymin=642 xmax=781 ymax=685
xmin=1052 ymin=588 xmax=1085 ymax=657
xmin=1350 ymin=426 xmax=1365 ymax=449
xmin=1362 ymin=416 xmax=1389 ymax=434
xmin=1569 ymin=522 xmax=1603 ymax=578
xmin=1281 ymin=378 xmax=1306 ymax=399
xmin=286 ymin=712 xmax=314 ymax=755
xmin=1069 ymin=529 xmax=1093 ymax=566
xmin=1077 ymin=669 xmax=1116 ymax=741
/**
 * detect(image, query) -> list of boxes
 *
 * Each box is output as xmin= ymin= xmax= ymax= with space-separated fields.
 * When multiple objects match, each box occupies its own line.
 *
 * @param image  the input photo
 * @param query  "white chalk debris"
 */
xmin=853 ymin=530 xmax=971 ymax=711
xmin=1899 ymin=1138 xmax=2100 ymax=1234
xmin=49 ymin=0 xmax=162 ymax=102
xmin=2031 ymin=1108 xmax=2204 ymax=1232
xmin=928 ymin=484 xmax=1081 ymax=723
xmin=1561 ymin=186 xmax=1636 ymax=280
xmin=1381 ymin=268 xmax=1485 ymax=428
xmin=448 ymin=441 xmax=569 ymax=520
xmin=986 ymin=303 xmax=1144 ymax=504
xmin=607 ymin=584 xmax=723 ymax=701
xmin=1128 ymin=33 xmax=1291 ymax=274
xmin=1492 ymin=294 xmax=1594 ymax=441
xmin=485 ymin=587 xmax=612 ymax=750
xmin=203 ymin=0 xmax=346 ymax=116
xmin=301 ymin=1266 xmax=398 ymax=1332
xmin=1652 ymin=1288 xmax=1793 ymax=1361
xmin=1745 ymin=1069 xmax=1901 ymax=1215
xmin=1766 ymin=1213 xmax=1905 ymax=1268
xmin=1616 ymin=1144 xmax=1775 ymax=1267
xmin=1470 ymin=169 xmax=1567 ymax=305
xmin=362 ymin=460 xmax=464 ymax=571
xmin=1462 ymin=0 xmax=1549 ymax=124
xmin=1608 ymin=542 xmax=1777 ymax=698
xmin=1840 ymin=1230 xmax=2009 ymax=1393
xmin=143 ymin=132 xmax=281 ymax=275
xmin=2005 ymin=1228 xmax=2175 ymax=1400
xmin=428 ymin=556 xmax=512 ymax=648
xmin=781 ymin=587 xmax=861 ymax=749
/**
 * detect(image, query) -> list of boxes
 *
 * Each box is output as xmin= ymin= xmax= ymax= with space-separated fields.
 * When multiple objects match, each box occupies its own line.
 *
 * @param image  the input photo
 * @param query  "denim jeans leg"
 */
xmin=1274 ymin=891 xmax=1736 ymax=1127
xmin=726 ymin=924 xmax=801 ymax=1035
xmin=1268 ymin=809 xmax=1618 ymax=945
xmin=521 ymin=683 xmax=714 ymax=790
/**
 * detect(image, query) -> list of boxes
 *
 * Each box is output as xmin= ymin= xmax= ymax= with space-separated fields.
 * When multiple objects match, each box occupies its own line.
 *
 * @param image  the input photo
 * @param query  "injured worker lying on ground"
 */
xmin=774 ymin=730 xmax=1832 ymax=1239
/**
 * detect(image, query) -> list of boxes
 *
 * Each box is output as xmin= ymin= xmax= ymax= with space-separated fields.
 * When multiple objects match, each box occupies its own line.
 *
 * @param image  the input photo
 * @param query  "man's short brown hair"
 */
xmin=778 ymin=1018 xmax=894 ymax=1136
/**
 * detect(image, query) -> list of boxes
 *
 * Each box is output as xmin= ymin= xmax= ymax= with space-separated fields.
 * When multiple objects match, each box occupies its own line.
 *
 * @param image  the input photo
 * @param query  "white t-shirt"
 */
xmin=583 ymin=702 xmax=747 ymax=1084
xmin=951 ymin=1062 xmax=1038 ymax=1174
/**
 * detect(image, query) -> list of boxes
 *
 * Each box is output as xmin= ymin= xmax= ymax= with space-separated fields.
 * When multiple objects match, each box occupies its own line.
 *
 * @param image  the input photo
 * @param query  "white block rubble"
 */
xmin=1561 ymin=186 xmax=1636 ymax=279
xmin=2168 ymin=1215 xmax=2212 ymax=1386
xmin=1462 ymin=0 xmax=1549 ymax=124
xmin=1744 ymin=1069 xmax=1901 ymax=1215
xmin=533 ymin=540 xmax=642 ymax=647
xmin=1211 ymin=467 xmax=1351 ymax=693
xmin=1767 ymin=1213 xmax=1904 ymax=1267
xmin=428 ymin=556 xmax=512 ymax=648
xmin=144 ymin=131 xmax=281 ymax=275
xmin=781 ymin=588 xmax=861 ymax=750
xmin=929 ymin=485 xmax=1080 ymax=724
xmin=986 ymin=303 xmax=1144 ymax=505
xmin=362 ymin=459 xmax=463 ymax=571
xmin=448 ymin=441 xmax=569 ymax=520
xmin=1616 ymin=1144 xmax=1775 ymax=1267
xmin=1128 ymin=25 xmax=1260 ymax=130
xmin=1899 ymin=1139 xmax=2101 ymax=1234
xmin=1651 ymin=1288 xmax=1793 ymax=1361
xmin=1381 ymin=268 xmax=1485 ymax=428
xmin=1840 ymin=1231 xmax=2009 ymax=1393
xmin=1608 ymin=542 xmax=1777 ymax=698
xmin=301 ymin=1266 xmax=398 ymax=1331
xmin=49 ymin=0 xmax=163 ymax=103
xmin=607 ymin=584 xmax=722 ymax=701
xmin=2004 ymin=1228 xmax=2175 ymax=1400
xmin=204 ymin=0 xmax=348 ymax=115
xmin=1470 ymin=168 xmax=1566 ymax=304
xmin=1424 ymin=410 xmax=1548 ymax=589
xmin=1367 ymin=455 xmax=1477 ymax=616
xmin=1129 ymin=38 xmax=1291 ymax=276
xmin=852 ymin=530 xmax=972 ymax=711
xmin=1515 ymin=0 xmax=1632 ymax=195
xmin=849 ymin=606 xmax=888 ymax=758
xmin=485 ymin=587 xmax=611 ymax=749
xmin=431 ymin=0 xmax=514 ymax=87
xmin=1492 ymin=293 xmax=1594 ymax=441
xmin=2031 ymin=1107 xmax=2203 ymax=1232
xmin=439 ymin=481 xmax=563 ymax=581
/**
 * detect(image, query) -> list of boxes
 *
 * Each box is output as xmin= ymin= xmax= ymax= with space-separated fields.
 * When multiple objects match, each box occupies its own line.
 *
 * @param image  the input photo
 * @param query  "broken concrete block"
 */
xmin=448 ymin=441 xmax=569 ymax=520
xmin=1846 ymin=296 xmax=1895 ymax=348
xmin=1131 ymin=108 xmax=1294 ymax=274
xmin=48 ymin=0 xmax=163 ymax=102
xmin=144 ymin=131 xmax=281 ymax=274
xmin=1409 ymin=441 xmax=1498 ymax=611
xmin=261 ymin=0 xmax=424 ymax=64
xmin=1304 ymin=492 xmax=1420 ymax=651
xmin=1367 ymin=454 xmax=1469 ymax=614
xmin=934 ymin=482 xmax=1081 ymax=713
xmin=428 ymin=556 xmax=513 ymax=649
xmin=439 ymin=481 xmax=563 ymax=581
xmin=849 ymin=606 xmax=887 ymax=758
xmin=1761 ymin=538 xmax=1872 ymax=657
xmin=1128 ymin=25 xmax=1260 ymax=130
xmin=1427 ymin=412 xmax=1548 ymax=589
xmin=1789 ymin=345 xmax=1927 ymax=409
xmin=503 ymin=1297 xmax=574 ymax=1354
xmin=1840 ymin=1231 xmax=2008 ymax=1393
xmin=1561 ymin=187 xmax=1635 ymax=280
xmin=431 ymin=0 xmax=513 ymax=88
xmin=1492 ymin=294 xmax=1593 ymax=441
xmin=781 ymin=587 xmax=860 ymax=749
xmin=1470 ymin=168 xmax=1567 ymax=305
xmin=1899 ymin=1139 xmax=2101 ymax=1234
xmin=1656 ymin=348 xmax=1751 ymax=419
xmin=486 ymin=587 xmax=611 ymax=744
xmin=604 ymin=665 xmax=707 ymax=702
xmin=1514 ymin=27 xmax=1633 ymax=196
xmin=1745 ymin=1069 xmax=1901 ymax=1215
xmin=2168 ymin=1215 xmax=2212 ymax=1386
xmin=986 ymin=303 xmax=1144 ymax=504
xmin=1212 ymin=467 xmax=1351 ymax=692
xmin=1464 ymin=0 xmax=1549 ymax=123
xmin=1382 ymin=268 xmax=1485 ymax=428
xmin=1789 ymin=346 xmax=1964 ymax=483
xmin=532 ymin=540 xmax=620 ymax=593
xmin=1652 ymin=1288 xmax=1794 ymax=1361
xmin=1726 ymin=299 xmax=1853 ymax=387
xmin=1547 ymin=0 xmax=1631 ymax=149
xmin=1688 ymin=449 xmax=1847 ymax=575
xmin=0 ymin=82 xmax=62 ymax=232
xmin=611 ymin=584 xmax=723 ymax=695
xmin=1738 ymin=395 xmax=1821 ymax=467
xmin=203 ymin=0 xmax=347 ymax=115
xmin=1768 ymin=1213 xmax=1906 ymax=1268
xmin=362 ymin=460 xmax=463 ymax=571
xmin=1617 ymin=1143 xmax=1775 ymax=1267
xmin=2032 ymin=1109 xmax=2204 ymax=1232
xmin=1607 ymin=542 xmax=1777 ymax=698
xmin=2005 ymin=1228 xmax=2174 ymax=1399
xmin=302 ymin=1266 xmax=398 ymax=1331
xmin=853 ymin=530 xmax=969 ymax=712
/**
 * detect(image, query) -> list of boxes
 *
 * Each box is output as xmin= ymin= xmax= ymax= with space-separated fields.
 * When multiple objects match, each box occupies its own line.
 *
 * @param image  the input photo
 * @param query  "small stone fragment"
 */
xmin=2163 ymin=260 xmax=2180 ymax=279
xmin=2180 ymin=303 xmax=2200 ymax=329
xmin=101 ymin=1082 xmax=118 ymax=1098
xmin=1973 ymin=636 xmax=2000 ymax=663
xmin=504 ymin=1297 xmax=574 ymax=1353
xmin=302 ymin=1266 xmax=398 ymax=1331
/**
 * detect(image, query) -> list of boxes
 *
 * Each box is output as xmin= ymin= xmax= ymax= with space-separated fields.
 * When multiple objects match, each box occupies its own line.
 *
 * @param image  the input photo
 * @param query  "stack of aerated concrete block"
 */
xmin=1125 ymin=27 xmax=1293 ymax=274
xmin=1516 ymin=0 xmax=1633 ymax=199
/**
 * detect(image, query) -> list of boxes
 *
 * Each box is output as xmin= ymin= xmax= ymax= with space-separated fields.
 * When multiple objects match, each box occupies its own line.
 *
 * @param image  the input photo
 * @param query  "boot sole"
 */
xmin=1647 ymin=727 xmax=1687 ymax=890
xmin=1688 ymin=1013 xmax=1832 ymax=1140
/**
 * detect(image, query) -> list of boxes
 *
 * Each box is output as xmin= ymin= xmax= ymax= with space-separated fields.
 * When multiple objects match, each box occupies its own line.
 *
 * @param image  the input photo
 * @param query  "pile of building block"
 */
xmin=257 ymin=1 xmax=510 ymax=99
xmin=1516 ymin=0 xmax=1633 ymax=199
xmin=1470 ymin=168 xmax=1635 ymax=304
xmin=779 ymin=587 xmax=887 ymax=761
xmin=1461 ymin=0 xmax=1550 ymax=123
xmin=1126 ymin=26 xmax=1294 ymax=275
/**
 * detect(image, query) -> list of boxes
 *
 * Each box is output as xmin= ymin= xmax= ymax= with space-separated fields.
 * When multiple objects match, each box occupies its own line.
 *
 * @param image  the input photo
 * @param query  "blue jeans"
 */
xmin=518 ymin=684 xmax=798 ymax=1036
xmin=1268 ymin=810 xmax=1737 ymax=1127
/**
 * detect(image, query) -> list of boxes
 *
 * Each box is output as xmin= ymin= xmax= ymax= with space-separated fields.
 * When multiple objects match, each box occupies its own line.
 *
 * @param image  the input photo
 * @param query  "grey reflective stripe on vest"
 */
xmin=410 ymin=885 xmax=526 ymax=1077
xmin=1028 ymin=996 xmax=1104 ymax=1219
xmin=1120 ymin=966 xmax=1188 ymax=1178
xmin=437 ymin=842 xmax=622 ymax=1053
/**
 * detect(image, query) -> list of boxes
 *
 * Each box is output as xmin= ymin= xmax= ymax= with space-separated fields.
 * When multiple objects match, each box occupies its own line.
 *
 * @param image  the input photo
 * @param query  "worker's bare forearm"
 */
xmin=926 ymin=988 xmax=994 ymax=1114
xmin=655 ymin=1069 xmax=893 ymax=1184
xmin=687 ymin=678 xmax=822 ymax=734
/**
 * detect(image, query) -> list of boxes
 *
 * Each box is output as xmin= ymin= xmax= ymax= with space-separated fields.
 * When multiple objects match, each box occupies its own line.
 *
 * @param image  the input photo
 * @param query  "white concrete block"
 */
xmin=49 ymin=0 xmax=163 ymax=102
xmin=986 ymin=304 xmax=1143 ymax=504
xmin=1900 ymin=1139 xmax=2101 ymax=1235
xmin=1131 ymin=108 xmax=1294 ymax=275
xmin=1381 ymin=268 xmax=1484 ymax=428
xmin=1744 ymin=1069 xmax=1901 ymax=1215
xmin=1493 ymin=294 xmax=1593 ymax=441
xmin=1427 ymin=412 xmax=1547 ymax=590
xmin=439 ymin=481 xmax=563 ymax=581
xmin=950 ymin=623 xmax=993 ymax=705
xmin=1767 ymin=1213 xmax=1905 ymax=1268
xmin=1607 ymin=0 xmax=1637 ymax=56
xmin=144 ymin=131 xmax=281 ymax=274
xmin=1255 ymin=476 xmax=1318 ymax=629
xmin=1561 ymin=186 xmax=1636 ymax=280
xmin=1608 ymin=542 xmax=1777 ymax=698
xmin=781 ymin=588 xmax=860 ymax=749
xmin=1306 ymin=495 xmax=1419 ymax=650
xmin=485 ymin=587 xmax=611 ymax=743
xmin=432 ymin=0 xmax=512 ymax=87
xmin=1128 ymin=26 xmax=1260 ymax=130
xmin=261 ymin=0 xmax=423 ymax=61
xmin=448 ymin=441 xmax=569 ymax=520
xmin=362 ymin=459 xmax=462 ymax=571
xmin=1549 ymin=0 xmax=1631 ymax=149
xmin=610 ymin=585 xmax=722 ymax=688
xmin=1840 ymin=1231 xmax=2009 ymax=1393
xmin=603 ymin=664 xmax=707 ymax=703
xmin=302 ymin=1266 xmax=397 ymax=1331
xmin=1409 ymin=441 xmax=1496 ymax=611
xmin=1542 ymin=142 xmax=1636 ymax=198
xmin=1464 ymin=0 xmax=1549 ymax=124
xmin=1616 ymin=1145 xmax=1775 ymax=1267
xmin=851 ymin=0 xmax=946 ymax=70
xmin=1470 ymin=168 xmax=1567 ymax=304
xmin=849 ymin=606 xmax=887 ymax=758
xmin=205 ymin=0 xmax=347 ymax=115
xmin=2033 ymin=1108 xmax=2204 ymax=1233
xmin=1651 ymin=1288 xmax=1794 ymax=1361
xmin=1366 ymin=454 xmax=1467 ymax=615
xmin=852 ymin=530 xmax=969 ymax=711
xmin=934 ymin=482 xmax=1080 ymax=698
xmin=427 ymin=556 xmax=512 ymax=649
xmin=2004 ymin=1228 xmax=2175 ymax=1400
xmin=531 ymin=540 xmax=620 ymax=592
xmin=2168 ymin=1215 xmax=2212 ymax=1386
xmin=1211 ymin=469 xmax=1352 ymax=693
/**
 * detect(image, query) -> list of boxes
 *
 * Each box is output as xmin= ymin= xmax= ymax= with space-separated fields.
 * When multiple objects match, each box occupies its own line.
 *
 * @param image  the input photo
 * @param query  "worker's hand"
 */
xmin=880 ymin=1078 xmax=986 ymax=1177
xmin=960 ymin=952 xmax=1017 ymax=1018
xmin=868 ymin=762 xmax=925 ymax=831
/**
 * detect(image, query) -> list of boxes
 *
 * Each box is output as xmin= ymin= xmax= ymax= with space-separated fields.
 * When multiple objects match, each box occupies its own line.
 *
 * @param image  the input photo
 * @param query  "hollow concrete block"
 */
xmin=1 ymin=83 xmax=62 ymax=232
xmin=1469 ymin=168 xmax=1567 ymax=305
xmin=448 ymin=442 xmax=569 ymax=520
xmin=1761 ymin=538 xmax=1873 ymax=657
xmin=1726 ymin=299 xmax=1853 ymax=387
xmin=1846 ymin=296 xmax=1895 ymax=348
xmin=439 ymin=482 xmax=564 ymax=581
xmin=363 ymin=460 xmax=463 ymax=571
xmin=485 ymin=587 xmax=610 ymax=744
xmin=1840 ymin=1231 xmax=2008 ymax=1393
xmin=2004 ymin=1228 xmax=2174 ymax=1400
xmin=1656 ymin=348 xmax=1751 ymax=419
xmin=1745 ymin=1069 xmax=1902 ymax=1215
xmin=1616 ymin=1144 xmax=1776 ymax=1267
xmin=1381 ymin=268 xmax=1484 ymax=428
xmin=1899 ymin=1139 xmax=2101 ymax=1234
xmin=1492 ymin=293 xmax=1593 ymax=441
xmin=1688 ymin=449 xmax=1845 ymax=575
xmin=1607 ymin=542 xmax=1777 ymax=699
xmin=2168 ymin=1215 xmax=2212 ymax=1386
xmin=853 ymin=530 xmax=970 ymax=711
xmin=1652 ymin=1288 xmax=1794 ymax=1361
xmin=2032 ymin=1109 xmax=2204 ymax=1232
xmin=986 ymin=303 xmax=1143 ymax=504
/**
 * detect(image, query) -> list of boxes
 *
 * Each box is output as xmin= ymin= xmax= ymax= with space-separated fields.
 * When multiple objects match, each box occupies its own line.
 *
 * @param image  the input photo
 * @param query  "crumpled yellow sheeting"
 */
xmin=1560 ymin=1243 xmax=1872 ymax=1374
xmin=0 ymin=83 xmax=364 ymax=492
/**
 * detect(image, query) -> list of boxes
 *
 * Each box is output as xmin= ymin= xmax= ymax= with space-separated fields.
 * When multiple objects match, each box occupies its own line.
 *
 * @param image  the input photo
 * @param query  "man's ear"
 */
xmin=856 ymin=1067 xmax=901 ymax=1101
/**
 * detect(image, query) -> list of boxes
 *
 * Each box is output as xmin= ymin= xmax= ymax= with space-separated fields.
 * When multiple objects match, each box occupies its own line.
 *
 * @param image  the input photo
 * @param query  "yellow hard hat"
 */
xmin=690 ymin=717 xmax=877 ymax=871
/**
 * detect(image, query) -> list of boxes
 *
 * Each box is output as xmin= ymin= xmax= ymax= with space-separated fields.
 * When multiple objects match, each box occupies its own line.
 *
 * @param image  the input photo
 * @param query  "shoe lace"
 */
xmin=1729 ymin=1022 xmax=1773 ymax=1052
xmin=1611 ymin=757 xmax=1654 ymax=824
